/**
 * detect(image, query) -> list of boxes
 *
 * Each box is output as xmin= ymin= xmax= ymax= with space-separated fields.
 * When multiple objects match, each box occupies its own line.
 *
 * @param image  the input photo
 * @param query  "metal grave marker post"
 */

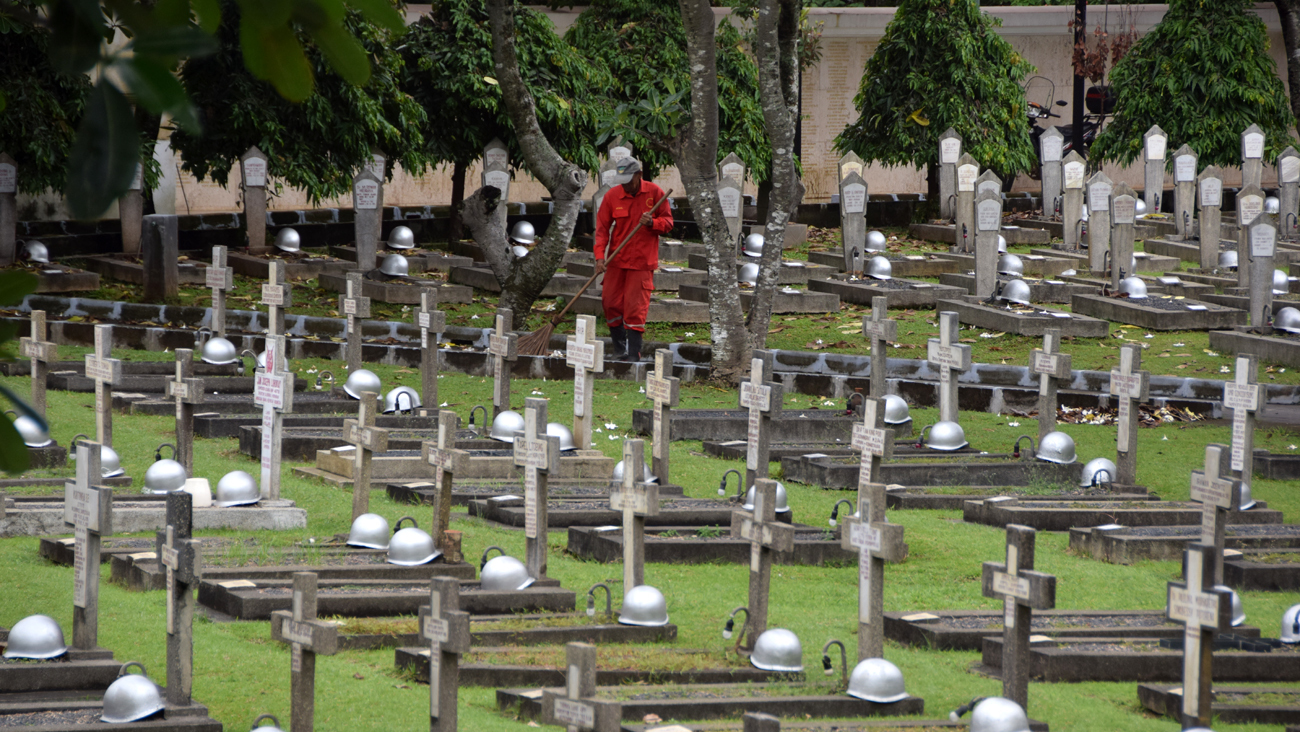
xmin=255 ymin=335 xmax=294 ymax=500
xmin=159 ymin=491 xmax=201 ymax=706
xmin=1030 ymin=329 xmax=1071 ymax=444
xmin=0 ymin=153 xmax=16 ymax=266
xmin=344 ymin=390 xmax=389 ymax=520
xmin=422 ymin=577 xmax=471 ymax=732
xmin=731 ymin=478 xmax=794 ymax=646
xmin=739 ymin=350 xmax=783 ymax=490
xmin=353 ymin=167 xmax=383 ymax=272
xmin=1040 ymin=126 xmax=1063 ymax=218
xmin=926 ymin=311 xmax=971 ymax=424
xmin=1236 ymin=184 xmax=1265 ymax=290
xmin=645 ymin=349 xmax=680 ymax=483
xmin=541 ymin=643 xmax=621 ymax=732
xmin=1173 ymin=145 xmax=1198 ymax=239
xmin=955 ymin=153 xmax=979 ymax=253
xmin=488 ymin=309 xmax=518 ymax=419
xmin=862 ymin=297 xmax=897 ymax=399
xmin=1241 ymin=124 xmax=1266 ymax=190
xmin=938 ymin=129 xmax=961 ymax=220
xmin=261 ymin=260 xmax=291 ymax=338
xmin=514 ymin=398 xmax=561 ymax=579
xmin=1087 ymin=172 xmax=1113 ymax=274
xmin=165 ymin=348 xmax=205 ymax=473
xmin=1248 ymin=213 xmax=1277 ymax=327
xmin=66 ymin=441 xmax=112 ymax=650
xmin=611 ymin=438 xmax=658 ymax=595
xmin=852 ymin=396 xmax=894 ymax=487
xmin=981 ymin=524 xmax=1057 ymax=711
xmin=1110 ymin=183 xmax=1137 ymax=289
xmin=84 ymin=325 xmax=122 ymax=447
xmin=416 ymin=291 xmax=445 ymax=410
xmin=975 ymin=186 xmax=1002 ymax=298
xmin=241 ymin=147 xmax=269 ymax=250
xmin=424 ymin=411 xmax=469 ymax=550
xmin=1280 ymin=146 xmax=1300 ymax=240
xmin=1224 ymin=355 xmax=1262 ymax=514
xmin=207 ymin=246 xmax=234 ymax=336
xmin=19 ymin=310 xmax=57 ymax=417
xmin=1188 ymin=443 xmax=1244 ymax=585
xmin=270 ymin=572 xmax=340 ymax=732
xmin=841 ymin=482 xmax=905 ymax=661
xmin=1197 ymin=166 xmax=1224 ymax=271
xmin=1167 ymin=543 xmax=1234 ymax=728
xmin=1143 ymin=125 xmax=1167 ymax=214
xmin=1108 ymin=343 xmax=1150 ymax=486
xmin=341 ymin=271 xmax=372 ymax=373
xmin=566 ymin=315 xmax=604 ymax=450
xmin=1061 ymin=151 xmax=1086 ymax=251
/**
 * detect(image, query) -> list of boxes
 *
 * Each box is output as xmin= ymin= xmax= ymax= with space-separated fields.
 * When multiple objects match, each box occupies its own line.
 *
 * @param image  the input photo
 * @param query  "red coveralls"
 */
xmin=594 ymin=181 xmax=674 ymax=332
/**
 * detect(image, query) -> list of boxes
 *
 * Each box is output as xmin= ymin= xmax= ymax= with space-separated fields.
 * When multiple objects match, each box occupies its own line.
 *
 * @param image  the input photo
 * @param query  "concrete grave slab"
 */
xmin=910 ymin=223 xmax=1050 ymax=245
xmin=226 ymin=251 xmax=355 ymax=280
xmin=565 ymin=261 xmax=708 ymax=291
xmin=937 ymin=273 xmax=1091 ymax=304
xmin=677 ymin=285 xmax=841 ymax=315
xmin=935 ymin=297 xmax=1109 ymax=338
xmin=1138 ymin=683 xmax=1300 ymax=725
xmin=317 ymin=271 xmax=472 ymax=305
xmin=572 ymin=293 xmax=710 ymax=324
xmin=806 ymin=276 xmax=966 ymax=308
xmin=25 ymin=264 xmax=103 ymax=294
xmin=1209 ymin=328 xmax=1300 ymax=369
xmin=1221 ymin=547 xmax=1300 ymax=591
xmin=81 ymin=254 xmax=209 ymax=286
xmin=1 ymin=498 xmax=305 ymax=537
xmin=469 ymin=496 xmax=764 ymax=529
xmin=631 ymin=408 xmax=861 ymax=443
xmin=936 ymin=251 xmax=1072 ymax=278
xmin=782 ymin=453 xmax=1080 ymax=489
xmin=320 ymin=612 xmax=675 ymax=651
xmin=963 ymin=497 xmax=1282 ymax=531
xmin=298 ymin=446 xmax=613 ymax=486
xmin=807 ymin=251 xmax=962 ymax=278
xmin=1254 ymin=450 xmax=1300 ymax=480
xmin=1072 ymin=293 xmax=1247 ymax=331
xmin=979 ymin=635 xmax=1300 ymax=682
xmin=566 ymin=524 xmax=854 ymax=566
xmin=449 ymin=266 xmax=587 ymax=296
xmin=619 ymin=719 xmax=1048 ymax=732
xmin=1068 ymin=523 xmax=1300 ymax=564
xmin=685 ymin=255 xmax=838 ymax=285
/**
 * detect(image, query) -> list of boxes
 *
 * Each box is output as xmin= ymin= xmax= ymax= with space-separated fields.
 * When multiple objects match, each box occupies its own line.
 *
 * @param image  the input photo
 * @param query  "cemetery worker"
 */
xmin=594 ymin=157 xmax=673 ymax=361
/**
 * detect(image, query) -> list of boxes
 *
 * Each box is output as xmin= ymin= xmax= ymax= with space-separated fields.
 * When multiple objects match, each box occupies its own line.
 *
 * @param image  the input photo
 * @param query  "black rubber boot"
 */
xmin=608 ymin=326 xmax=627 ymax=360
xmin=626 ymin=330 xmax=643 ymax=362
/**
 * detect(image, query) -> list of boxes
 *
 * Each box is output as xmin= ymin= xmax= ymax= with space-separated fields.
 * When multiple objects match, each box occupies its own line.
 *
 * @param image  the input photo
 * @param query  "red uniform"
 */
xmin=595 ymin=181 xmax=673 ymax=332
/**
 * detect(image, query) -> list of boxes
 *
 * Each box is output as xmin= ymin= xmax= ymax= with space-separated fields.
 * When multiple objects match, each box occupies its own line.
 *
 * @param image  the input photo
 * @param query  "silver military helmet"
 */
xmin=1218 ymin=249 xmax=1238 ymax=269
xmin=1266 ymin=196 xmax=1281 ymax=215
xmin=921 ymin=421 xmax=968 ymax=451
xmin=510 ymin=220 xmax=536 ymax=245
xmin=343 ymin=369 xmax=382 ymax=399
xmin=742 ymin=482 xmax=790 ymax=513
xmin=997 ymin=235 xmax=1008 ymax=253
xmin=479 ymin=547 xmax=535 ymax=591
xmin=1215 ymin=584 xmax=1246 ymax=626
xmin=969 ymin=697 xmax=1031 ymax=732
xmin=1079 ymin=457 xmax=1117 ymax=487
xmin=387 ymin=516 xmax=441 ymax=566
xmin=489 ymin=410 xmax=525 ymax=442
xmin=742 ymin=233 xmax=765 ymax=258
xmin=273 ymin=227 xmax=301 ymax=253
xmin=1276 ymin=306 xmax=1300 ymax=333
xmin=1239 ymin=480 xmax=1256 ymax=511
xmin=1135 ymin=198 xmax=1148 ymax=217
xmin=3 ymin=614 xmax=68 ymax=659
xmin=866 ymin=255 xmax=892 ymax=280
xmin=25 ymin=240 xmax=50 ymax=264
xmin=749 ymin=628 xmax=803 ymax=672
xmin=214 ymin=470 xmax=260 ymax=507
xmin=1037 ymin=431 xmax=1077 ymax=464
xmin=997 ymin=253 xmax=1024 ymax=276
xmin=101 ymin=662 xmax=165 ymax=723
xmin=347 ymin=513 xmax=390 ymax=549
xmin=846 ymin=658 xmax=908 ymax=703
xmin=866 ymin=230 xmax=887 ymax=252
xmin=612 ymin=459 xmax=657 ymax=484
xmin=1118 ymin=276 xmax=1148 ymax=299
xmin=387 ymin=225 xmax=415 ymax=250
xmin=71 ymin=434 xmax=125 ymax=477
xmin=1080 ymin=204 xmax=1089 ymax=222
xmin=1274 ymin=269 xmax=1291 ymax=295
xmin=383 ymin=385 xmax=421 ymax=414
xmin=881 ymin=395 xmax=910 ymax=427
xmin=512 ymin=245 xmax=530 ymax=259
xmin=618 ymin=585 xmax=669 ymax=627
xmin=199 ymin=327 xmax=239 ymax=365
xmin=10 ymin=412 xmax=52 ymax=447
xmin=738 ymin=262 xmax=759 ymax=286
xmin=546 ymin=422 xmax=577 ymax=452
xmin=143 ymin=444 xmax=188 ymax=495
xmin=250 ymin=715 xmax=287 ymax=732
xmin=1281 ymin=603 xmax=1300 ymax=643
xmin=999 ymin=279 xmax=1032 ymax=306
xmin=379 ymin=253 xmax=410 ymax=277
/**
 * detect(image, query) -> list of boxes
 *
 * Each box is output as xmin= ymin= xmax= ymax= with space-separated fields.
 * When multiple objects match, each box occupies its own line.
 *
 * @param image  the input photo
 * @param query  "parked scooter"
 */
xmin=1023 ymin=76 xmax=1113 ymax=176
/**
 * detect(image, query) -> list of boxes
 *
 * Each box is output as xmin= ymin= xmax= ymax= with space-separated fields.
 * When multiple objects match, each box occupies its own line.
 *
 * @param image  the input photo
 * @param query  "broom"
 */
xmin=517 ymin=188 xmax=673 ymax=356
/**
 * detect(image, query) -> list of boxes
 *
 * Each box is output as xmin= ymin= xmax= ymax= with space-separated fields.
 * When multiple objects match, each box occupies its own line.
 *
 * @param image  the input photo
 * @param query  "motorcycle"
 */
xmin=1023 ymin=76 xmax=1114 ymax=178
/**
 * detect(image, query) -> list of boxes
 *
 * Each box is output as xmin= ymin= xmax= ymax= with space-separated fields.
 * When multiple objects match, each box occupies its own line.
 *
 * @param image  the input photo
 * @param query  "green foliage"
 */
xmin=1089 ymin=0 xmax=1297 ymax=169
xmin=566 ymin=0 xmax=770 ymax=181
xmin=0 ymin=270 xmax=38 ymax=474
xmin=400 ymin=0 xmax=609 ymax=175
xmin=834 ymin=0 xmax=1036 ymax=179
xmin=171 ymin=1 xmax=427 ymax=203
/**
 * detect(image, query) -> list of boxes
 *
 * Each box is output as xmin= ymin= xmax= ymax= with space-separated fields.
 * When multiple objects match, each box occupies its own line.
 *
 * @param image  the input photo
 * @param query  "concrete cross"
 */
xmin=1172 ymin=145 xmax=1198 ymax=240
xmin=1280 ymin=147 xmax=1300 ymax=240
xmin=84 ymin=325 xmax=122 ymax=447
xmin=1247 ymin=213 xmax=1277 ymax=328
xmin=416 ymin=290 xmax=445 ymax=411
xmin=1109 ymin=183 xmax=1138 ymax=289
xmin=1061 ymin=151 xmax=1086 ymax=251
xmin=862 ymin=296 xmax=897 ymax=399
xmin=841 ymin=483 xmax=906 ymax=661
xmin=541 ymin=643 xmax=621 ymax=732
xmin=270 ymin=572 xmax=340 ymax=732
xmin=261 ymin=260 xmax=292 ymax=338
xmin=974 ymin=187 xmax=1003 ymax=298
xmin=423 ymin=410 xmax=468 ymax=552
xmin=1143 ymin=125 xmax=1167 ymax=214
xmin=422 ymin=577 xmax=471 ymax=732
xmin=566 ymin=315 xmax=605 ymax=450
xmin=645 ymin=349 xmax=679 ymax=483
xmin=65 ymin=440 xmax=113 ymax=651
xmin=19 ymin=310 xmax=57 ymax=417
xmin=1108 ymin=343 xmax=1149 ymax=486
xmin=1241 ymin=124 xmax=1266 ymax=189
xmin=240 ymin=147 xmax=269 ymax=250
xmin=345 ymin=390 xmax=389 ymax=521
xmin=1167 ymin=543 xmax=1234 ymax=728
xmin=938 ymin=129 xmax=961 ymax=220
xmin=206 ymin=245 xmax=234 ymax=336
xmin=165 ymin=348 xmax=205 ymax=474
xmin=514 ymin=397 xmax=560 ymax=579
xmin=731 ymin=478 xmax=794 ymax=648
xmin=1029 ymin=329 xmax=1071 ymax=444
xmin=1235 ymin=184 xmax=1265 ymax=291
xmin=981 ymin=524 xmax=1057 ymax=711
xmin=341 ymin=272 xmax=372 ymax=373
xmin=1086 ymin=171 xmax=1113 ymax=274
xmin=610 ymin=438 xmax=658 ymax=597
xmin=1197 ymin=167 xmax=1224 ymax=271
xmin=1039 ymin=126 xmax=1063 ymax=217
xmin=255 ymin=335 xmax=295 ymax=500
xmin=852 ymin=396 xmax=894 ymax=487
xmin=0 ymin=154 xmax=16 ymax=267
xmin=955 ymin=153 xmax=979 ymax=253
xmin=926 ymin=311 xmax=971 ymax=424
xmin=1188 ymin=443 xmax=1244 ymax=586
xmin=489 ymin=309 xmax=518 ymax=419
xmin=159 ymin=492 xmax=201 ymax=707
xmin=740 ymin=351 xmax=784 ymax=490
xmin=1224 ymin=354 xmax=1262 ymax=504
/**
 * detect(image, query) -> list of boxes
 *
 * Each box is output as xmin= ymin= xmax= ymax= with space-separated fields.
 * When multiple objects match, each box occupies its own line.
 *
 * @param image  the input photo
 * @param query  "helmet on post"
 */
xmin=866 ymin=231 xmax=887 ymax=252
xmin=999 ymin=279 xmax=1032 ymax=306
xmin=867 ymin=256 xmax=892 ymax=280
xmin=1080 ymin=457 xmax=1117 ymax=487
xmin=618 ymin=585 xmax=669 ymax=627
xmin=546 ymin=422 xmax=577 ymax=452
xmin=1037 ymin=431 xmax=1077 ymax=464
xmin=846 ymin=658 xmax=908 ymax=703
xmin=510 ymin=221 xmax=536 ymax=245
xmin=72 ymin=436 xmax=125 ymax=478
xmin=215 ymin=470 xmax=260 ymax=507
xmin=12 ymin=414 xmax=52 ymax=447
xmin=1218 ymin=249 xmax=1238 ymax=269
xmin=1118 ymin=276 xmax=1148 ymax=299
xmin=1274 ymin=269 xmax=1291 ymax=295
xmin=347 ymin=513 xmax=391 ymax=549
xmin=273 ymin=228 xmax=301 ymax=252
xmin=201 ymin=334 xmax=238 ymax=365
xmin=1282 ymin=603 xmax=1300 ymax=643
xmin=742 ymin=233 xmax=765 ymax=258
xmin=144 ymin=445 xmax=188 ymax=495
xmin=739 ymin=262 xmax=759 ymax=285
xmin=379 ymin=253 xmax=410 ymax=276
xmin=1135 ymin=198 xmax=1149 ymax=217
xmin=101 ymin=663 xmax=165 ymax=723
xmin=612 ymin=459 xmax=657 ymax=484
xmin=343 ymin=369 xmax=382 ymax=399
xmin=749 ymin=628 xmax=803 ymax=672
xmin=3 ymin=615 xmax=67 ymax=659
xmin=1215 ymin=584 xmax=1246 ymax=626
xmin=387 ymin=516 xmax=441 ymax=566
xmin=969 ymin=697 xmax=1031 ymax=732
xmin=489 ymin=410 xmax=525 ymax=442
xmin=383 ymin=386 xmax=422 ymax=414
xmin=998 ymin=254 xmax=1024 ymax=276
xmin=883 ymin=394 xmax=911 ymax=426
xmin=250 ymin=715 xmax=287 ymax=732
xmin=742 ymin=482 xmax=790 ymax=513
xmin=387 ymin=226 xmax=415 ymax=250
xmin=1276 ymin=306 xmax=1300 ymax=333
xmin=25 ymin=240 xmax=50 ymax=263
xmin=1239 ymin=481 xmax=1256 ymax=511
xmin=921 ymin=421 xmax=968 ymax=451
xmin=480 ymin=552 xmax=535 ymax=591
xmin=1266 ymin=196 xmax=1281 ymax=215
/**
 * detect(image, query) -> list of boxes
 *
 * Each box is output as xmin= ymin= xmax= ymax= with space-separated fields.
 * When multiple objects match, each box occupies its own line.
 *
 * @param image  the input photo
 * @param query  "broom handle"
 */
xmin=544 ymin=188 xmax=673 ymax=327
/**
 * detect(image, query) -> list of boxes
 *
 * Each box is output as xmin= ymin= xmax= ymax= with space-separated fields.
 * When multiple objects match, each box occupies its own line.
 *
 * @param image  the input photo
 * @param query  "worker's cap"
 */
xmin=608 ymin=158 xmax=643 ymax=186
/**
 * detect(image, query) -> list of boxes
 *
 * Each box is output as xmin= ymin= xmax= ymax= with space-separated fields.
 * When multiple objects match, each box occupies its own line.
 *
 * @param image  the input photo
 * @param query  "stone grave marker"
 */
xmin=160 ymin=491 xmax=201 ymax=706
xmin=341 ymin=271 xmax=372 ymax=373
xmin=85 ymin=325 xmax=122 ymax=446
xmin=720 ymin=152 xmax=747 ymax=189
xmin=353 ymin=168 xmax=383 ymax=272
xmin=416 ymin=291 xmax=445 ymax=410
xmin=241 ymin=146 xmax=269 ymax=250
xmin=256 ymin=335 xmax=294 ymax=500
xmin=1223 ymin=355 xmax=1261 ymax=516
xmin=1248 ymin=212 xmax=1276 ymax=327
xmin=1241 ymin=124 xmax=1266 ymax=190
xmin=645 ymin=349 xmax=679 ymax=483
xmin=566 ymin=315 xmax=604 ymax=450
xmin=142 ymin=213 xmax=179 ymax=301
xmin=1236 ymin=184 xmax=1265 ymax=290
xmin=1040 ymin=126 xmax=1063 ymax=217
xmin=1280 ymin=146 xmax=1300 ymax=239
xmin=862 ymin=296 xmax=897 ymax=399
xmin=120 ymin=164 xmax=144 ymax=254
xmin=1087 ymin=171 xmax=1113 ymax=274
xmin=422 ymin=576 xmax=471 ymax=732
xmin=733 ymin=478 xmax=794 ymax=646
xmin=0 ymin=153 xmax=16 ymax=267
xmin=424 ymin=411 xmax=469 ymax=551
xmin=740 ymin=350 xmax=783 ymax=489
xmin=19 ymin=310 xmax=57 ymax=417
xmin=165 ymin=348 xmax=205 ymax=473
xmin=1061 ymin=151 xmax=1086 ymax=251
xmin=1167 ymin=543 xmax=1234 ymax=728
xmin=1108 ymin=343 xmax=1150 ymax=486
xmin=1030 ymin=329 xmax=1071 ymax=444
xmin=489 ymin=309 xmax=518 ymax=419
xmin=1144 ymin=125 xmax=1167 ymax=213
xmin=541 ymin=643 xmax=621 ymax=732
xmin=1188 ymin=443 xmax=1244 ymax=585
xmin=270 ymin=572 xmax=340 ymax=732
xmin=840 ymin=168 xmax=868 ymax=273
xmin=981 ymin=524 xmax=1057 ymax=710
xmin=1173 ymin=144 xmax=1198 ymax=239
xmin=515 ymin=397 xmax=561 ymax=579
xmin=611 ymin=438 xmax=657 ymax=594
xmin=926 ymin=311 xmax=971 ymax=424
xmin=955 ymin=153 xmax=979 ymax=253
xmin=743 ymin=712 xmax=780 ymax=732
xmin=1110 ymin=183 xmax=1138 ymax=288
xmin=483 ymin=138 xmax=510 ymax=231
xmin=1197 ymin=166 xmax=1223 ymax=271
xmin=207 ymin=245 xmax=234 ymax=336
xmin=976 ymin=169 xmax=1001 ymax=199
xmin=975 ymin=186 xmax=1002 ymax=298
xmin=939 ymin=128 xmax=961 ymax=220
xmin=842 ymin=482 xmax=905 ymax=661
xmin=262 ymin=260 xmax=292 ymax=338
xmin=718 ymin=176 xmax=744 ymax=254
xmin=853 ymin=395 xmax=893 ymax=486
xmin=66 ymin=441 xmax=113 ymax=650
xmin=345 ymin=390 xmax=389 ymax=520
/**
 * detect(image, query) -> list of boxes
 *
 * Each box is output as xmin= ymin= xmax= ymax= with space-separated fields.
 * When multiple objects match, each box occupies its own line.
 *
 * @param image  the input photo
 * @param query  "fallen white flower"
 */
xmin=604 ymin=423 xmax=618 ymax=429
xmin=608 ymin=434 xmax=618 ymax=440
xmin=531 ymin=390 xmax=545 ymax=395
xmin=440 ymin=401 xmax=449 ymax=407
xmin=471 ymin=314 xmax=480 ymax=320
xmin=1008 ymin=421 xmax=1020 ymax=427
xmin=684 ymin=332 xmax=695 ymax=337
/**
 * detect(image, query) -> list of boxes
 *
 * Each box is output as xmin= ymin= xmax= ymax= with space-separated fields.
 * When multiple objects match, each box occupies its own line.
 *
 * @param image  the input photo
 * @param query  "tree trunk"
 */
xmin=676 ymin=0 xmax=750 ymax=382
xmin=1277 ymin=1 xmax=1300 ymax=120
xmin=448 ymin=159 xmax=466 ymax=243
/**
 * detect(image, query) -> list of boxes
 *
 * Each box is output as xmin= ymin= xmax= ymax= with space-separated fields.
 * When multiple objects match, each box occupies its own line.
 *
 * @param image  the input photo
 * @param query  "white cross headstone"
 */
xmin=416 ymin=290 xmax=445 ymax=410
xmin=206 ymin=246 xmax=234 ymax=336
xmin=488 ymin=310 xmax=518 ymax=419
xmin=515 ymin=397 xmax=560 ymax=579
xmin=739 ymin=351 xmax=783 ymax=490
xmin=982 ymin=524 xmax=1056 ymax=711
xmin=341 ymin=271 xmax=372 ymax=373
xmin=345 ymin=390 xmax=388 ymax=520
xmin=541 ymin=643 xmax=621 ymax=732
xmin=270 ymin=572 xmax=340 ymax=732
xmin=255 ymin=335 xmax=294 ymax=500
xmin=1188 ymin=443 xmax=1245 ymax=585
xmin=862 ymin=297 xmax=897 ymax=399
xmin=926 ymin=311 xmax=971 ymax=424
xmin=165 ymin=348 xmax=205 ymax=473
xmin=841 ymin=483 xmax=905 ymax=661
xmin=1030 ymin=329 xmax=1071 ymax=443
xmin=159 ymin=492 xmax=201 ymax=706
xmin=261 ymin=260 xmax=291 ymax=338
xmin=65 ymin=441 xmax=113 ymax=650
xmin=731 ymin=479 xmax=794 ymax=647
xmin=645 ymin=349 xmax=679 ymax=483
xmin=852 ymin=396 xmax=893 ymax=487
xmin=1167 ymin=543 xmax=1234 ymax=728
xmin=19 ymin=310 xmax=57 ymax=417
xmin=1108 ymin=343 xmax=1149 ymax=486
xmin=611 ymin=438 xmax=658 ymax=596
xmin=423 ymin=577 xmax=471 ymax=732
xmin=84 ymin=325 xmax=121 ymax=447
xmin=424 ymin=411 xmax=469 ymax=551
xmin=1224 ymin=355 xmax=1262 ymax=508
xmin=566 ymin=315 xmax=604 ymax=450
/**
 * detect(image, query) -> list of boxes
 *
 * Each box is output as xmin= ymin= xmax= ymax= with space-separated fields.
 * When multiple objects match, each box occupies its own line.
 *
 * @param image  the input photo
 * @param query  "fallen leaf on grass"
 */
xmin=959 ymin=338 xmax=976 ymax=343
